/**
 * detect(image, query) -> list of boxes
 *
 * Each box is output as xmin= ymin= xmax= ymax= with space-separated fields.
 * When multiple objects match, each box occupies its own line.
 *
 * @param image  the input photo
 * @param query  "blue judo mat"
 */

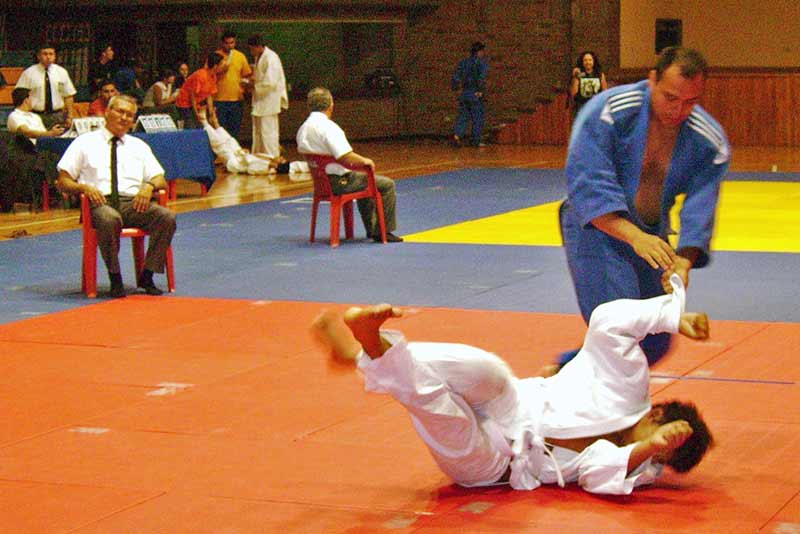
xmin=1 ymin=168 xmax=799 ymax=325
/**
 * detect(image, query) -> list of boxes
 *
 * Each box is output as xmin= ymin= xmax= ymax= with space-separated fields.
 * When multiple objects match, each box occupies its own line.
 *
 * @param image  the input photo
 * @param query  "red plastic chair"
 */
xmin=80 ymin=190 xmax=176 ymax=298
xmin=167 ymin=180 xmax=208 ymax=202
xmin=305 ymin=154 xmax=387 ymax=247
xmin=40 ymin=181 xmax=50 ymax=211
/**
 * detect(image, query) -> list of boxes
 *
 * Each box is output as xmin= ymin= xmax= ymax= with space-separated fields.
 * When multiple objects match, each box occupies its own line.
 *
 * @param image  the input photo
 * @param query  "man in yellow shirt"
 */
xmin=215 ymin=31 xmax=253 ymax=141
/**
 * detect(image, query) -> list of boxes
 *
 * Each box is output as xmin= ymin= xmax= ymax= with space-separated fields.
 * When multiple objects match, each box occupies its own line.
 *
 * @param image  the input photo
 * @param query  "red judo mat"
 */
xmin=1 ymin=297 xmax=798 ymax=533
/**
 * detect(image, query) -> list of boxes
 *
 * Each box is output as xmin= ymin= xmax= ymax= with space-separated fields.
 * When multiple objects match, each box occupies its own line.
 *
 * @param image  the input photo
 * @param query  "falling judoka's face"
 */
xmin=648 ymin=64 xmax=705 ymax=128
xmin=630 ymin=408 xmax=674 ymax=464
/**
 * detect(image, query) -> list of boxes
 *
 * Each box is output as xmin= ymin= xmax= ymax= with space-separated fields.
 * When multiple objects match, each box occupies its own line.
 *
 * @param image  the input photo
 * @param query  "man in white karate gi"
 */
xmin=246 ymin=34 xmax=288 ymax=158
xmin=312 ymin=274 xmax=713 ymax=495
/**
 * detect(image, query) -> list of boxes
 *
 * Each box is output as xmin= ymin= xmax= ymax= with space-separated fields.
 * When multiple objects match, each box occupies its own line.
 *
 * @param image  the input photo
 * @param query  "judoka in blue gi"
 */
xmin=451 ymin=42 xmax=489 ymax=147
xmin=554 ymin=47 xmax=730 ymax=371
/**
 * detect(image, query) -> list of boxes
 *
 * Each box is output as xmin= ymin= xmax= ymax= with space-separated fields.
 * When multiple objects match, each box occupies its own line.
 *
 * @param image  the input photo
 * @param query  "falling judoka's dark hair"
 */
xmin=653 ymin=400 xmax=714 ymax=473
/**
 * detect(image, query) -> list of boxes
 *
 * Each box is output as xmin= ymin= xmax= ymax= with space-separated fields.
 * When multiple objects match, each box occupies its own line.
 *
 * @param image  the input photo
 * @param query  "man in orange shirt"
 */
xmin=175 ymin=52 xmax=224 ymax=130
xmin=88 ymin=80 xmax=120 ymax=116
xmin=215 ymin=32 xmax=252 ymax=141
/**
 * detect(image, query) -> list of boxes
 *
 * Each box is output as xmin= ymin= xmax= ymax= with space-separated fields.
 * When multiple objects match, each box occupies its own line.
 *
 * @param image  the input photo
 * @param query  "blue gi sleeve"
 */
xmin=565 ymin=104 xmax=630 ymax=229
xmin=676 ymin=144 xmax=728 ymax=269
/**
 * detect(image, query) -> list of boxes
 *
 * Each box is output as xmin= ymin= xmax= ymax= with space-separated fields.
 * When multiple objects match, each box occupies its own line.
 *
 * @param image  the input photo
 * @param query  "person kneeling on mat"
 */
xmin=311 ymin=274 xmax=713 ymax=494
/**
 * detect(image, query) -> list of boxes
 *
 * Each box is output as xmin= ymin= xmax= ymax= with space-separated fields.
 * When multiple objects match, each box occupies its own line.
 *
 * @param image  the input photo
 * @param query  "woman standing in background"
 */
xmin=570 ymin=51 xmax=607 ymax=116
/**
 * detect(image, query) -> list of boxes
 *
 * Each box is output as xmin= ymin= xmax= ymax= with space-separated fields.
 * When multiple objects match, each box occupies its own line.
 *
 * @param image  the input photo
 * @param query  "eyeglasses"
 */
xmin=109 ymin=107 xmax=136 ymax=120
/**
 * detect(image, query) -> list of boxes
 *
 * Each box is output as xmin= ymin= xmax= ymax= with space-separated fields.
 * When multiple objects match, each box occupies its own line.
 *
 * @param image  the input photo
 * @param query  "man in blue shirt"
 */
xmin=551 ymin=47 xmax=729 ymax=373
xmin=451 ymin=42 xmax=489 ymax=147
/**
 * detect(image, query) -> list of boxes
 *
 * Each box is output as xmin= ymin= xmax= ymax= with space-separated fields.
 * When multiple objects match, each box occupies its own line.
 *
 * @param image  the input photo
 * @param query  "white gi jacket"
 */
xmin=357 ymin=275 xmax=686 ymax=494
xmin=251 ymin=47 xmax=288 ymax=117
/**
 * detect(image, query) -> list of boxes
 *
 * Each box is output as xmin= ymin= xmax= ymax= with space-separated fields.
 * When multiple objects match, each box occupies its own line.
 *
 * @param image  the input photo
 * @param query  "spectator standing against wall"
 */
xmin=214 ymin=32 xmax=252 ymax=141
xmin=246 ymin=34 xmax=288 ymax=158
xmin=570 ymin=51 xmax=608 ymax=116
xmin=451 ymin=41 xmax=489 ymax=147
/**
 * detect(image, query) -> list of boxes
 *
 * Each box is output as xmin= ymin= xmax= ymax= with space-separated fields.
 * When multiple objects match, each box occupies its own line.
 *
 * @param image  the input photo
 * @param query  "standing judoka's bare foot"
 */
xmin=679 ymin=312 xmax=710 ymax=340
xmin=344 ymin=303 xmax=403 ymax=359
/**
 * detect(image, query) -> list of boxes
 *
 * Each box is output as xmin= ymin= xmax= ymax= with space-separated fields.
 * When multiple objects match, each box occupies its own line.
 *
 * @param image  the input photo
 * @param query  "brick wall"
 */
xmin=397 ymin=0 xmax=619 ymax=138
xmin=0 ymin=0 xmax=620 ymax=141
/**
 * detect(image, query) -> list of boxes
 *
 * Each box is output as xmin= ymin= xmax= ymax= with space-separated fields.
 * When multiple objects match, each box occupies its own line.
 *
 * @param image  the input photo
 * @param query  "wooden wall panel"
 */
xmin=498 ymin=72 xmax=800 ymax=147
xmin=702 ymin=74 xmax=800 ymax=147
xmin=495 ymin=93 xmax=571 ymax=146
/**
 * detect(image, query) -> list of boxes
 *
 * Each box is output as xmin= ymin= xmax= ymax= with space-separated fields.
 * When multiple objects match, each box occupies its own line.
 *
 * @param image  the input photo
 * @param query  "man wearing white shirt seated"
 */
xmin=296 ymin=87 xmax=402 ymax=243
xmin=7 ymin=88 xmax=66 ymax=144
xmin=312 ymin=275 xmax=713 ymax=494
xmin=56 ymin=95 xmax=176 ymax=298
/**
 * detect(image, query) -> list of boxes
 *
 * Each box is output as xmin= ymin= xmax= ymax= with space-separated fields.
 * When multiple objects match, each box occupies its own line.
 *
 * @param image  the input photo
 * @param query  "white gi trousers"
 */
xmin=252 ymin=114 xmax=280 ymax=158
xmin=358 ymin=332 xmax=521 ymax=487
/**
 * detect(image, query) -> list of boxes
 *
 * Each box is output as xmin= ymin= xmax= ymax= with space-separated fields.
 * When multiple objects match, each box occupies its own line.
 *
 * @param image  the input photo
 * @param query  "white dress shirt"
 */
xmin=16 ymin=63 xmax=77 ymax=112
xmin=57 ymin=128 xmax=165 ymax=197
xmin=7 ymin=109 xmax=47 ymax=145
xmin=296 ymin=111 xmax=353 ymax=175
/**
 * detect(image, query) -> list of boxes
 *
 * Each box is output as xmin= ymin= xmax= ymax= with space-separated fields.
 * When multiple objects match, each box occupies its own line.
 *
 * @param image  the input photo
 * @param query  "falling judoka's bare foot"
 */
xmin=312 ymin=308 xmax=361 ymax=368
xmin=311 ymin=304 xmax=402 ymax=368
xmin=679 ymin=312 xmax=710 ymax=340
xmin=344 ymin=303 xmax=403 ymax=359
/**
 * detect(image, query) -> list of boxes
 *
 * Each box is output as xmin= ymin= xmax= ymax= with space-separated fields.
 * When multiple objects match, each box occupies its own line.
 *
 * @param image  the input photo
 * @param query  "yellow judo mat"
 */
xmin=404 ymin=181 xmax=800 ymax=253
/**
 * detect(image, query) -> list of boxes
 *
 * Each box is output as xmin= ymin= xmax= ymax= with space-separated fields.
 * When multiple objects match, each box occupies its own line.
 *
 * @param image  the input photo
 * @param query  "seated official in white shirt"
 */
xmin=296 ymin=86 xmax=402 ymax=243
xmin=6 ymin=87 xmax=66 ymax=145
xmin=56 ymin=95 xmax=176 ymax=298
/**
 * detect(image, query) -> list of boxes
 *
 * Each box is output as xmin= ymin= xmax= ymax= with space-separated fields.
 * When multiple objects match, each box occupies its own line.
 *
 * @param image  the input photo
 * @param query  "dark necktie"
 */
xmin=110 ymin=137 xmax=120 ymax=209
xmin=44 ymin=68 xmax=53 ymax=113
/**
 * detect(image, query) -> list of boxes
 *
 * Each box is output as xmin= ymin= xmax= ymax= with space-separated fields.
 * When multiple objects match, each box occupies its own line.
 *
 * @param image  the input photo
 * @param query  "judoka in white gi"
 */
xmin=312 ymin=275 xmax=713 ymax=495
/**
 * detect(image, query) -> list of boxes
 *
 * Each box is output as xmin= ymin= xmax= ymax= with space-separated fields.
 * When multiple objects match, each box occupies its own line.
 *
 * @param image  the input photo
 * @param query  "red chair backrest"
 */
xmin=304 ymin=154 xmax=377 ymax=199
xmin=305 ymin=154 xmax=337 ymax=198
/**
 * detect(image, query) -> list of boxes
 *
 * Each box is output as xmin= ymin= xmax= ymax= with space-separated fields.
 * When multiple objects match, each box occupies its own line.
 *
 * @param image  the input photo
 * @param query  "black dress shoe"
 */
xmin=373 ymin=232 xmax=403 ymax=243
xmin=137 ymin=280 xmax=164 ymax=296
xmin=109 ymin=283 xmax=126 ymax=299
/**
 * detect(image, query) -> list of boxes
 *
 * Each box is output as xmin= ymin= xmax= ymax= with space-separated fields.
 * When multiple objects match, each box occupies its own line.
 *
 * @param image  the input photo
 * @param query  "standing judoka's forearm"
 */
xmin=591 ymin=213 xmax=676 ymax=270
